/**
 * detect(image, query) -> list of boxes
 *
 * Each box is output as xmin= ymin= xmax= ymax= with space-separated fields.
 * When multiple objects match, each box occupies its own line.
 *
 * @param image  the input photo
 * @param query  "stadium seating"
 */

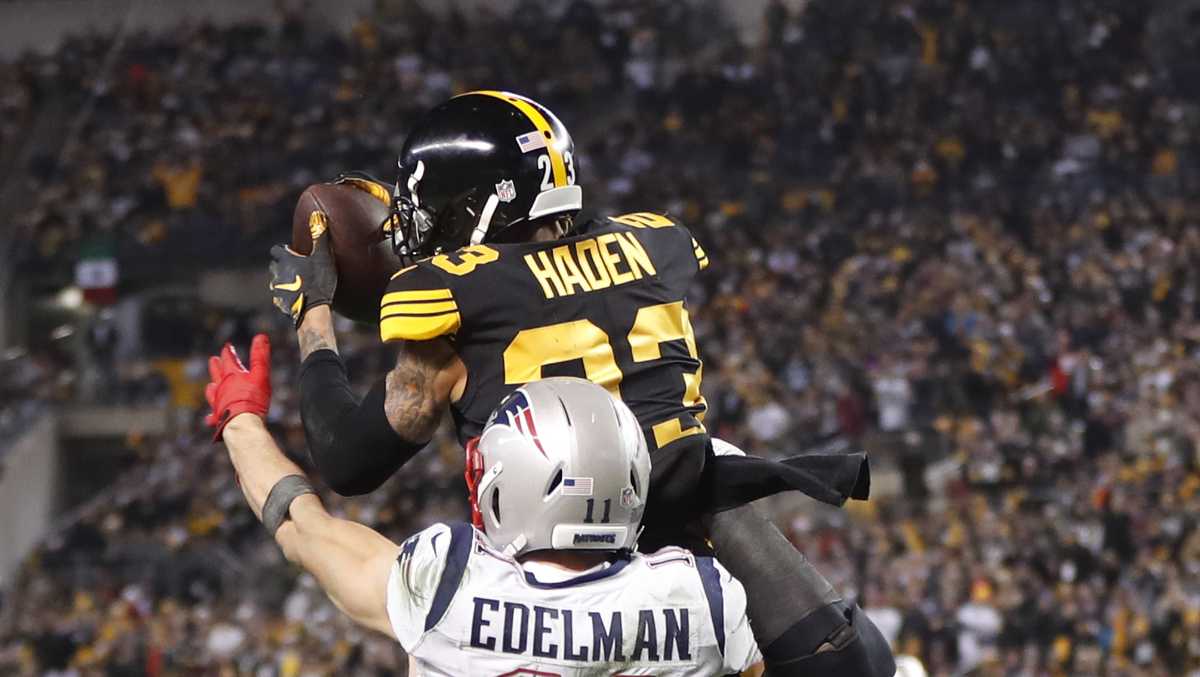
xmin=1 ymin=0 xmax=1198 ymax=674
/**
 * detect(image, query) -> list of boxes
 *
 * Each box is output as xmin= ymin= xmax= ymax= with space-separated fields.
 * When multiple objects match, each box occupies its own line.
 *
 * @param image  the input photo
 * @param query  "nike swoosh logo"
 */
xmin=273 ymin=276 xmax=302 ymax=292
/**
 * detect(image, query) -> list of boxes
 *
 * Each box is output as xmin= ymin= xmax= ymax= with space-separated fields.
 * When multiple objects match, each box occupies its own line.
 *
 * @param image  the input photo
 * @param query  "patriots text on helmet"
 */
xmin=573 ymin=532 xmax=617 ymax=545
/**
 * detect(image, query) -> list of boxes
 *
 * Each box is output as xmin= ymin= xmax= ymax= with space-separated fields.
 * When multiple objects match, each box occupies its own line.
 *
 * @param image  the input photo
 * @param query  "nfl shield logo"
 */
xmin=495 ymin=179 xmax=517 ymax=203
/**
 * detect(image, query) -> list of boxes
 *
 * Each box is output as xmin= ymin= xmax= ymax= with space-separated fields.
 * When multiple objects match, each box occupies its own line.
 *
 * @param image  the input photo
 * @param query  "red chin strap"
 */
xmin=464 ymin=436 xmax=485 ymax=529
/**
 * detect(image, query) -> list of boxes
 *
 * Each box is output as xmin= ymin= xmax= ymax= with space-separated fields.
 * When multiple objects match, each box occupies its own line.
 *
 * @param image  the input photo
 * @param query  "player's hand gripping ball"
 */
xmin=204 ymin=334 xmax=272 ymax=441
xmin=287 ymin=182 xmax=403 ymax=325
xmin=270 ymin=211 xmax=338 ymax=326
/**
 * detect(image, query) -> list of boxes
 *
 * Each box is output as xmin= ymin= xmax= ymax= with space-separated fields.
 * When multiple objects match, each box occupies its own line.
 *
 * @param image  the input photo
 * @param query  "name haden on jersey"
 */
xmin=523 ymin=231 xmax=656 ymax=299
xmin=380 ymin=213 xmax=710 ymax=447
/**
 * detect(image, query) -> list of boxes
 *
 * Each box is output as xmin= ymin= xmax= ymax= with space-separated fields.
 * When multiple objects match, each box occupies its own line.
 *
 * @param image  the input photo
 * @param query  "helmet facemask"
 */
xmin=389 ymin=161 xmax=438 ymax=265
xmin=391 ymin=160 xmax=531 ymax=264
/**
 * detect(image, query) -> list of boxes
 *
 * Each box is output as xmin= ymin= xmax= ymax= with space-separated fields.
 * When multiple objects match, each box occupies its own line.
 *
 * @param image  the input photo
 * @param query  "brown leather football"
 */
xmin=291 ymin=181 xmax=403 ymax=325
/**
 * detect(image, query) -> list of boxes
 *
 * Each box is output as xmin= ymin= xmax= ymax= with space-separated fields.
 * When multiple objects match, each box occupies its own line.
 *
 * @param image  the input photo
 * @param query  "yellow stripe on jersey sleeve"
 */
xmin=692 ymin=237 xmax=710 ymax=270
xmin=379 ymin=285 xmax=460 ymax=341
xmin=381 ymin=300 xmax=459 ymax=317
xmin=380 ymin=311 xmax=462 ymax=341
xmin=382 ymin=288 xmax=454 ymax=304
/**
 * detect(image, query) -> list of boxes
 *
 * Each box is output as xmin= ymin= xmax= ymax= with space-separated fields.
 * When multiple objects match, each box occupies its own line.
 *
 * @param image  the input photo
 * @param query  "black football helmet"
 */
xmin=388 ymin=90 xmax=581 ymax=263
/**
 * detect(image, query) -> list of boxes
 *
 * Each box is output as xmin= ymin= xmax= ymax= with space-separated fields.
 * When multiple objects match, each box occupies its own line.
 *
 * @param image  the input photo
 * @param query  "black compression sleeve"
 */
xmin=709 ymin=504 xmax=838 ymax=645
xmin=710 ymin=505 xmax=895 ymax=677
xmin=299 ymin=349 xmax=425 ymax=495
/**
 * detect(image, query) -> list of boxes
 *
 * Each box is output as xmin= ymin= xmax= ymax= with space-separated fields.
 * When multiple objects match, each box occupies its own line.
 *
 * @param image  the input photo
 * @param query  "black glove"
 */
xmin=269 ymin=210 xmax=337 ymax=326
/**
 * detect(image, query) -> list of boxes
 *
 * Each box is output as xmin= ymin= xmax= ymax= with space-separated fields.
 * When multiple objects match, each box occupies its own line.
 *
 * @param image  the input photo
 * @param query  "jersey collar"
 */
xmin=521 ymin=551 xmax=633 ymax=589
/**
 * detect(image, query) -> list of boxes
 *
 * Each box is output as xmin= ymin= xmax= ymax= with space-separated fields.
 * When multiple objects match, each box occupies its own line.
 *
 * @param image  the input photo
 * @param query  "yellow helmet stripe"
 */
xmin=466 ymin=90 xmax=567 ymax=187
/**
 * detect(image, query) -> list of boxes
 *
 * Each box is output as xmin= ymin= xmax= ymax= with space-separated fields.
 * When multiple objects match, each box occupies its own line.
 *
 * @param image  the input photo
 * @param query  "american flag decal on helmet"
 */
xmin=515 ymin=131 xmax=548 ymax=153
xmin=497 ymin=390 xmax=547 ymax=457
xmin=562 ymin=477 xmax=593 ymax=496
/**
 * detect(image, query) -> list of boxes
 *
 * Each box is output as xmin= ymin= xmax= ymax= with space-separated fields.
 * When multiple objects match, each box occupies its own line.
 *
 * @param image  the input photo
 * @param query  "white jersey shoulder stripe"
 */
xmin=421 ymin=521 xmax=474 ymax=632
xmin=694 ymin=555 xmax=726 ymax=656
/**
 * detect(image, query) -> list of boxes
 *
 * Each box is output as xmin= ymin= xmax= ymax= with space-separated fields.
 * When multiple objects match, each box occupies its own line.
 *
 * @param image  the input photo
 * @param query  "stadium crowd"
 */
xmin=2 ymin=0 xmax=1200 ymax=674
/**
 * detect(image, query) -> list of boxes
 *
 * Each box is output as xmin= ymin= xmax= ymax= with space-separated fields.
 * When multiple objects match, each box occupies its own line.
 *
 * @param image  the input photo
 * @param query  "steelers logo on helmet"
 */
xmin=388 ymin=91 xmax=582 ymax=265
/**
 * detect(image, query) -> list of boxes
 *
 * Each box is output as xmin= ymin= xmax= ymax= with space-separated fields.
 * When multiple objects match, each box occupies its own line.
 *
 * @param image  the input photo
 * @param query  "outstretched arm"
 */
xmin=222 ymin=413 xmax=399 ymax=636
xmin=205 ymin=336 xmax=399 ymax=637
xmin=295 ymin=306 xmax=465 ymax=495
xmin=270 ymin=213 xmax=465 ymax=496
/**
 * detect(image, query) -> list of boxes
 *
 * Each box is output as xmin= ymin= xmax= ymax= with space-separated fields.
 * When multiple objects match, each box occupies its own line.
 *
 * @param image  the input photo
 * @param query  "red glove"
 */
xmin=205 ymin=334 xmax=272 ymax=441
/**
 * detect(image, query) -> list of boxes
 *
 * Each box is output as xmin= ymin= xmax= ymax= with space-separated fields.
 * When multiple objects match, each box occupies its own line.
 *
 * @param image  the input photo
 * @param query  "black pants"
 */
xmin=639 ymin=434 xmax=712 ymax=553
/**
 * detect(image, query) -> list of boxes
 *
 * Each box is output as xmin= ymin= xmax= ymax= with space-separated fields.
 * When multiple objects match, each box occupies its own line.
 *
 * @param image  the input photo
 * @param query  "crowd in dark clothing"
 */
xmin=1 ymin=0 xmax=1199 ymax=674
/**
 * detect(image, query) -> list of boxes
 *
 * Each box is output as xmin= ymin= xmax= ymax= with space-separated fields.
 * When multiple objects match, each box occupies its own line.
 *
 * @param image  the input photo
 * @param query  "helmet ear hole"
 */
xmin=630 ymin=469 xmax=640 ymax=498
xmin=547 ymin=468 xmax=563 ymax=496
xmin=491 ymin=489 xmax=502 ymax=525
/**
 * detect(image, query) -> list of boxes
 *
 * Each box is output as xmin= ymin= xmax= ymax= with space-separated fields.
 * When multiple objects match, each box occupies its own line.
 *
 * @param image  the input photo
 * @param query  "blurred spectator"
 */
xmin=1 ymin=0 xmax=1199 ymax=674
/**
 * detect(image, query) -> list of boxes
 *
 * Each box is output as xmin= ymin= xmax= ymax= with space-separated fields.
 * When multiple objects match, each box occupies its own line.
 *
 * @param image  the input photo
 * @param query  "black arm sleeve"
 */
xmin=299 ymin=349 xmax=425 ymax=496
xmin=710 ymin=504 xmax=895 ymax=677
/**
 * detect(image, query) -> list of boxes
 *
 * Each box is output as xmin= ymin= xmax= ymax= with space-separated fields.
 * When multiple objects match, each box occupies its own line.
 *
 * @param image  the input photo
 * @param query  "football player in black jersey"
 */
xmin=266 ymin=91 xmax=891 ymax=676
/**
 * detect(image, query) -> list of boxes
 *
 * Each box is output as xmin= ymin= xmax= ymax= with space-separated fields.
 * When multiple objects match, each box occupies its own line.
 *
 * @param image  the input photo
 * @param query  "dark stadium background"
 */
xmin=1 ymin=0 xmax=1199 ymax=674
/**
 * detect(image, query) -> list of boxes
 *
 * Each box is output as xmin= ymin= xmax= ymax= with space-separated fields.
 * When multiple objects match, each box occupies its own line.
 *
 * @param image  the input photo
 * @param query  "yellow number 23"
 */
xmin=502 ymin=301 xmax=706 ymax=448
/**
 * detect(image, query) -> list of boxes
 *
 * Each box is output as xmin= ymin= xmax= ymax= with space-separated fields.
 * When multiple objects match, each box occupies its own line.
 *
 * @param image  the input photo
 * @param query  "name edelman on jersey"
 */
xmin=469 ymin=598 xmax=693 ymax=663
xmin=524 ymin=232 xmax=657 ymax=300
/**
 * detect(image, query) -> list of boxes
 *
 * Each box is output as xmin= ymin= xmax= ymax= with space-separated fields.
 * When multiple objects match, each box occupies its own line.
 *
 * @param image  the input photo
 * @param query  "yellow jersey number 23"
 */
xmin=503 ymin=300 xmax=707 ymax=450
xmin=426 ymin=242 xmax=708 ymax=450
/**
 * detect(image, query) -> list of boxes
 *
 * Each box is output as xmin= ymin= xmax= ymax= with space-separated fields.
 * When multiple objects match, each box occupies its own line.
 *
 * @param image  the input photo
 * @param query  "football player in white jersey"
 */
xmin=269 ymin=92 xmax=892 ymax=677
xmin=205 ymin=335 xmax=762 ymax=675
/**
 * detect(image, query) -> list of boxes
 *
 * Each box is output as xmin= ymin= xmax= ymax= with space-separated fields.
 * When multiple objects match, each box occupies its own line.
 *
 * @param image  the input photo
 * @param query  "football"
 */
xmin=291 ymin=182 xmax=404 ymax=325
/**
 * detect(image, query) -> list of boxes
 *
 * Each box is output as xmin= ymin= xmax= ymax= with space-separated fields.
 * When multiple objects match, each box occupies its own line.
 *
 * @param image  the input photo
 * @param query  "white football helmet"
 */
xmin=464 ymin=377 xmax=651 ymax=556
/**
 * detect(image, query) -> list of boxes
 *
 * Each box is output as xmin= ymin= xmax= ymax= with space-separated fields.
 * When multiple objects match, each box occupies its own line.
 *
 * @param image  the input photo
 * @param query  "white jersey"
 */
xmin=385 ymin=522 xmax=760 ymax=676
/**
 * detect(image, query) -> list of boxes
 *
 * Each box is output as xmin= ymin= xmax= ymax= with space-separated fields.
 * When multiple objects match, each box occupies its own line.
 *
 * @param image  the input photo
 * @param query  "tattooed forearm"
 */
xmin=297 ymin=306 xmax=338 ymax=360
xmin=384 ymin=339 xmax=460 ymax=442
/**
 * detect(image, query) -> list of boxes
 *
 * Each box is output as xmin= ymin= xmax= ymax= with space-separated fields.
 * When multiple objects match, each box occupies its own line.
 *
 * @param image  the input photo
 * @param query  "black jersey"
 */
xmin=380 ymin=211 xmax=711 ymax=451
